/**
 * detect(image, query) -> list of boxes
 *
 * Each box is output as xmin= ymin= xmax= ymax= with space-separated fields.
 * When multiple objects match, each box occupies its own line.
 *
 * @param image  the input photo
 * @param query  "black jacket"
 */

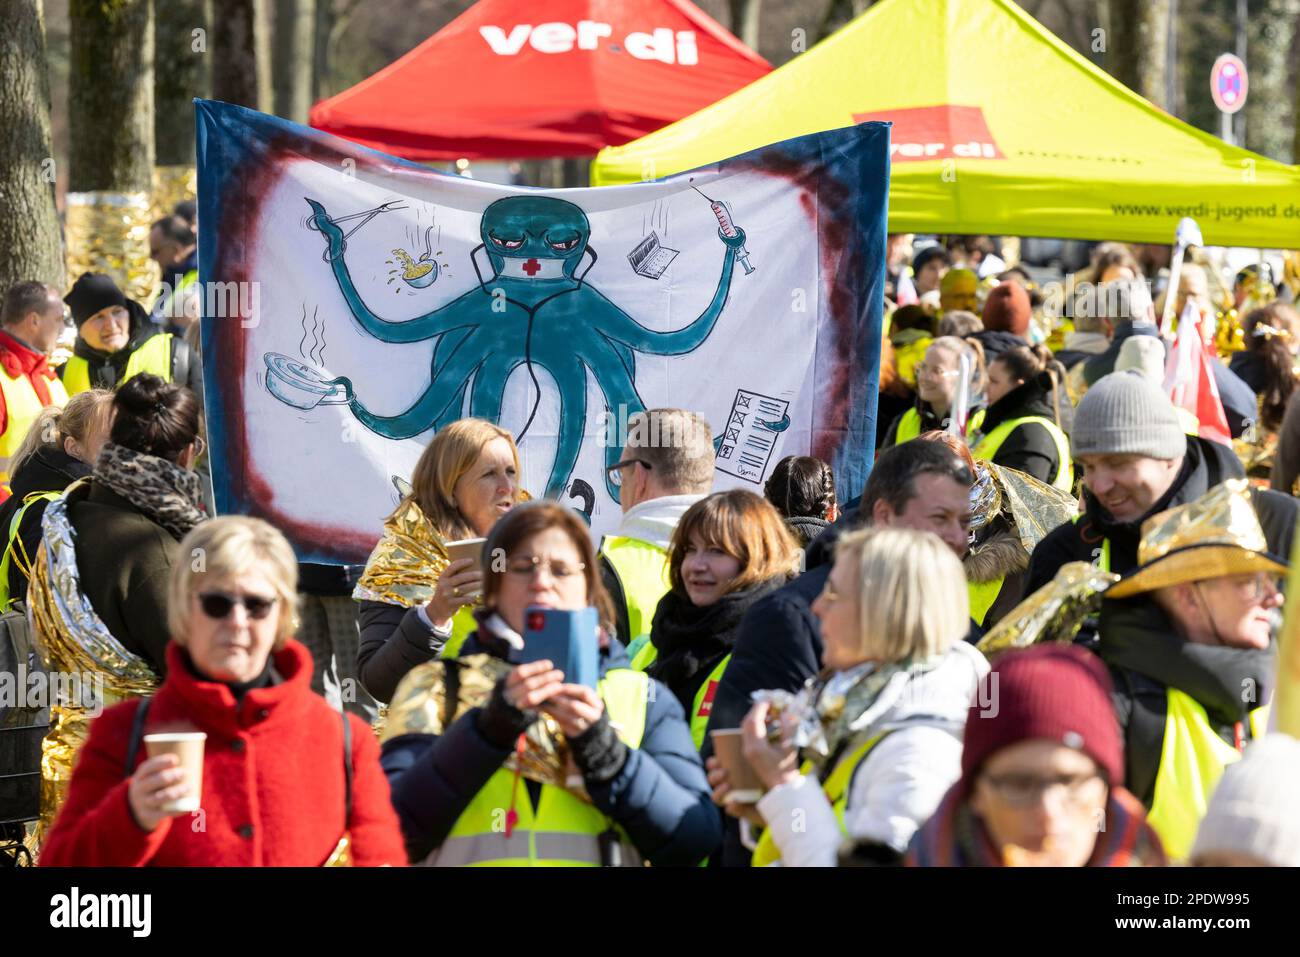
xmin=1098 ymin=596 xmax=1274 ymax=806
xmin=976 ymin=379 xmax=1066 ymax=486
xmin=968 ymin=329 xmax=1026 ymax=363
xmin=0 ymin=447 xmax=91 ymax=605
xmin=1025 ymin=436 xmax=1298 ymax=597
xmin=380 ymin=628 xmax=720 ymax=866
xmin=1228 ymin=349 xmax=1266 ymax=394
xmin=645 ymin=579 xmax=783 ymax=720
xmin=1083 ymin=320 xmax=1156 ymax=386
xmin=62 ymin=299 xmax=204 ymax=405
xmin=356 ymin=599 xmax=443 ymax=704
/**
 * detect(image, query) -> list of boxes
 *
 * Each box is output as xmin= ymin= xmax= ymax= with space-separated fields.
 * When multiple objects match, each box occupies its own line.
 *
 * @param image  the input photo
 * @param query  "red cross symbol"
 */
xmin=521 ymin=258 xmax=541 ymax=276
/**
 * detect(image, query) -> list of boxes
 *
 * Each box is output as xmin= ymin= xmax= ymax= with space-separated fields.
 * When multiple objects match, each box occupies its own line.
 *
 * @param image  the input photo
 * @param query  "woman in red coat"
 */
xmin=40 ymin=516 xmax=406 ymax=867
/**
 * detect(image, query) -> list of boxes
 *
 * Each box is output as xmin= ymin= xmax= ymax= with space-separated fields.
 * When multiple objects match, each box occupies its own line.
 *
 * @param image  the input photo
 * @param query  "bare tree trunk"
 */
xmin=274 ymin=0 xmax=317 ymax=123
xmin=1109 ymin=0 xmax=1170 ymax=107
xmin=1245 ymin=0 xmax=1300 ymax=162
xmin=212 ymin=0 xmax=261 ymax=108
xmin=67 ymin=0 xmax=155 ymax=299
xmin=0 ymin=0 xmax=65 ymax=290
xmin=727 ymin=0 xmax=763 ymax=49
xmin=69 ymin=0 xmax=154 ymax=192
xmin=155 ymin=0 xmax=210 ymax=166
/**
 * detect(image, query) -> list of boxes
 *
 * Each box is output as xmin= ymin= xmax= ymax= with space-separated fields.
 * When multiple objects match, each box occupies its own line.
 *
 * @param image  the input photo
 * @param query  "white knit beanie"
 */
xmin=1191 ymin=734 xmax=1300 ymax=866
xmin=1115 ymin=336 xmax=1167 ymax=387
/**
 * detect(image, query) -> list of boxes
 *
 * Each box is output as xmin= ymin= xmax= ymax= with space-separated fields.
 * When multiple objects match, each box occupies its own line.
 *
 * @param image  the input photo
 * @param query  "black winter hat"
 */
xmin=64 ymin=272 xmax=129 ymax=327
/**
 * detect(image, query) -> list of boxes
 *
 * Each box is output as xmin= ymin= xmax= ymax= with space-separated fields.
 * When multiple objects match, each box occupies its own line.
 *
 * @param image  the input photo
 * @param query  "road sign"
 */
xmin=1211 ymin=53 xmax=1248 ymax=114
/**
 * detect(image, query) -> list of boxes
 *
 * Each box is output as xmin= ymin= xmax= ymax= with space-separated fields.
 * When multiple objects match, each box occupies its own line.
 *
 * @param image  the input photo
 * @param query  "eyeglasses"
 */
xmin=819 ymin=581 xmax=844 ymax=604
xmin=980 ymin=771 xmax=1105 ymax=808
xmin=915 ymin=362 xmax=960 ymax=380
xmin=505 ymin=556 xmax=586 ymax=580
xmin=197 ymin=591 xmax=278 ymax=620
xmin=1227 ymin=572 xmax=1282 ymax=602
xmin=605 ymin=458 xmax=652 ymax=488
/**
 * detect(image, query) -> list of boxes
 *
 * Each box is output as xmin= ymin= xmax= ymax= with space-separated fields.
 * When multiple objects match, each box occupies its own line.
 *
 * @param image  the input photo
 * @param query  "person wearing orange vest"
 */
xmin=1098 ymin=480 xmax=1281 ymax=861
xmin=599 ymin=408 xmax=714 ymax=649
xmin=0 ymin=282 xmax=72 ymax=497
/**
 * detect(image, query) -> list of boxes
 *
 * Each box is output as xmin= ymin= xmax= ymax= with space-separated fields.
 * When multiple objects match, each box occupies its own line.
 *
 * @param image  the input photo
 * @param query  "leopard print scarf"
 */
xmin=94 ymin=441 xmax=206 ymax=540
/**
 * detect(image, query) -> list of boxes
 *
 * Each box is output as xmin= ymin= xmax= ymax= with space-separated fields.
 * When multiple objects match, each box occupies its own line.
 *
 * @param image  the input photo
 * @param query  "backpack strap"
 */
xmin=124 ymin=696 xmax=153 ymax=776
xmin=342 ymin=708 xmax=354 ymax=824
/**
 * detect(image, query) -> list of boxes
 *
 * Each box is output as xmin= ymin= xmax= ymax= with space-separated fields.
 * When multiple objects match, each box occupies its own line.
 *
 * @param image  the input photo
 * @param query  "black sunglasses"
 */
xmin=197 ymin=591 xmax=278 ymax=620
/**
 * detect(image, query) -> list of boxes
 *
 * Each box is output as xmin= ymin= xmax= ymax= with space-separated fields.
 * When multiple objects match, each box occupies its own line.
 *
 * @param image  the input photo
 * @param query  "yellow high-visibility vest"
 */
xmin=599 ymin=536 xmax=671 ymax=645
xmin=971 ymin=415 xmax=1073 ymax=492
xmin=1147 ymin=687 xmax=1267 ymax=862
xmin=60 ymin=333 xmax=173 ymax=396
xmin=893 ymin=407 xmax=986 ymax=446
xmin=967 ymin=576 xmax=1005 ymax=626
xmin=751 ymin=732 xmax=889 ymax=867
xmin=629 ymin=641 xmax=729 ymax=750
xmin=425 ymin=668 xmax=650 ymax=866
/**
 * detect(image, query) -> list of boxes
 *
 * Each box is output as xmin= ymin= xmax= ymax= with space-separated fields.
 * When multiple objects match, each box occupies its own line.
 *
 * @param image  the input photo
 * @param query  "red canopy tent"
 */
xmin=309 ymin=0 xmax=771 ymax=160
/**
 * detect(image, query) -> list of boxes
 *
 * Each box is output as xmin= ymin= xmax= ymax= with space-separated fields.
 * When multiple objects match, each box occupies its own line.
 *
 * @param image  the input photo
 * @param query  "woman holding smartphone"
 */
xmin=354 ymin=418 xmax=528 ymax=703
xmin=630 ymin=490 xmax=801 ymax=749
xmin=379 ymin=502 xmax=720 ymax=867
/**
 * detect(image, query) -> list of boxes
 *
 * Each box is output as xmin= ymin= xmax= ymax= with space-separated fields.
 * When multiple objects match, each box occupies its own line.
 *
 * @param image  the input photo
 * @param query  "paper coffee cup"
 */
xmin=710 ymin=729 xmax=763 ymax=804
xmin=144 ymin=732 xmax=206 ymax=813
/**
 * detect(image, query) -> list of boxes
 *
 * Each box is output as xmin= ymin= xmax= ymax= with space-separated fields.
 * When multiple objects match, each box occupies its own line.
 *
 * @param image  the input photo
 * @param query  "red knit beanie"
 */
xmin=981 ymin=281 xmax=1032 ymax=337
xmin=960 ymin=644 xmax=1123 ymax=792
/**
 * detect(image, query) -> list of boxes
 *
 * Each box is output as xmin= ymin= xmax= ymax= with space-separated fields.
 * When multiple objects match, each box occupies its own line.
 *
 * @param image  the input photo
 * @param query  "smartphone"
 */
xmin=443 ymin=538 xmax=486 ymax=574
xmin=515 ymin=607 xmax=600 ymax=689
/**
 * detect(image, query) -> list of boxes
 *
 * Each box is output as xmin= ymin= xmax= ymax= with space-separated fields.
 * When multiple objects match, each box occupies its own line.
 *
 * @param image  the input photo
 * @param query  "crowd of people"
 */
xmin=4 ymin=231 xmax=1300 ymax=869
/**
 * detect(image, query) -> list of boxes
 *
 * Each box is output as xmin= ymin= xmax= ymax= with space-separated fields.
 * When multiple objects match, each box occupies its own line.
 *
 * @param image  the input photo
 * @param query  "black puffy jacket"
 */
xmin=1025 ymin=436 xmax=1297 ymax=597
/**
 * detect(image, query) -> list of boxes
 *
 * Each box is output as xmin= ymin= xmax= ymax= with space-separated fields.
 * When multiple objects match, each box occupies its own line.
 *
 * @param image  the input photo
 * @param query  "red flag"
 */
xmin=1163 ymin=302 xmax=1230 ymax=445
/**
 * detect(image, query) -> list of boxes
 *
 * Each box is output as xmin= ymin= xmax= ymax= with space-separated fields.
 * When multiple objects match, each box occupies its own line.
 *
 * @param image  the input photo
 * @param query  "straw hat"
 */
xmin=1105 ymin=479 xmax=1287 ymax=599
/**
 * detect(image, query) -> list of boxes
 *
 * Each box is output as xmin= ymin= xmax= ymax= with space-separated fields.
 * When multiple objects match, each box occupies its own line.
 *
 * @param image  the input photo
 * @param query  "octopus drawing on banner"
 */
xmin=263 ymin=192 xmax=760 ymax=512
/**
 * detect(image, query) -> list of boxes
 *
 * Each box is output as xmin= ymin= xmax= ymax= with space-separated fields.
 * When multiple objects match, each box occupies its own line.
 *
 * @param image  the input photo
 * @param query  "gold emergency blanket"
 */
xmin=975 ymin=462 xmax=1079 ymax=552
xmin=28 ymin=491 xmax=160 ymax=837
xmin=976 ymin=561 xmax=1119 ymax=658
xmin=64 ymin=190 xmax=156 ymax=304
xmin=382 ymin=654 xmax=585 ymax=796
xmin=353 ymin=498 xmax=451 ymax=608
xmin=151 ymin=165 xmax=197 ymax=223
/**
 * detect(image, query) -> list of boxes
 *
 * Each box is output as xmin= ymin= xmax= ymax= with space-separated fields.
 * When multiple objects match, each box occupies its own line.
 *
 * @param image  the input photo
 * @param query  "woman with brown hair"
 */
xmin=379 ymin=501 xmax=719 ymax=866
xmin=28 ymin=374 xmax=205 ymax=836
xmin=355 ymin=417 xmax=528 ymax=703
xmin=974 ymin=343 xmax=1073 ymax=491
xmin=630 ymin=490 xmax=801 ymax=749
xmin=764 ymin=455 xmax=838 ymax=546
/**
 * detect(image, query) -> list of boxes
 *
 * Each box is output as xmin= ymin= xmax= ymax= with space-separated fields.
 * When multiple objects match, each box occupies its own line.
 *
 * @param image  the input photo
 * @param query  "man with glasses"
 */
xmin=0 ymin=282 xmax=71 ymax=494
xmin=60 ymin=272 xmax=203 ymax=407
xmin=597 ymin=408 xmax=715 ymax=647
xmin=1097 ymin=480 xmax=1283 ymax=861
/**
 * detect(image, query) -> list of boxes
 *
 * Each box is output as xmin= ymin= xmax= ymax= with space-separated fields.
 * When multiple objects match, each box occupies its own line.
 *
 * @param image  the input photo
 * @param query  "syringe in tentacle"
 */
xmin=692 ymin=186 xmax=755 ymax=275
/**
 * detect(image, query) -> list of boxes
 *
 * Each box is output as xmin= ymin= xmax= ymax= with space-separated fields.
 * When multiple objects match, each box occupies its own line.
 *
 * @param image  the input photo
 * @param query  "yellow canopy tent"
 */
xmin=592 ymin=0 xmax=1300 ymax=247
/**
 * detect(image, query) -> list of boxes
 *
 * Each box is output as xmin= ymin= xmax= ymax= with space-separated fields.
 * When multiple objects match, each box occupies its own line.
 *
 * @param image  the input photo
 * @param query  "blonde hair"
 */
xmin=926 ymin=335 xmax=987 ymax=395
xmin=169 ymin=516 xmax=300 ymax=649
xmin=833 ymin=527 xmax=968 ymax=664
xmin=668 ymin=490 xmax=801 ymax=596
xmin=406 ymin=418 xmax=525 ymax=541
xmin=9 ymin=389 xmax=114 ymax=476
